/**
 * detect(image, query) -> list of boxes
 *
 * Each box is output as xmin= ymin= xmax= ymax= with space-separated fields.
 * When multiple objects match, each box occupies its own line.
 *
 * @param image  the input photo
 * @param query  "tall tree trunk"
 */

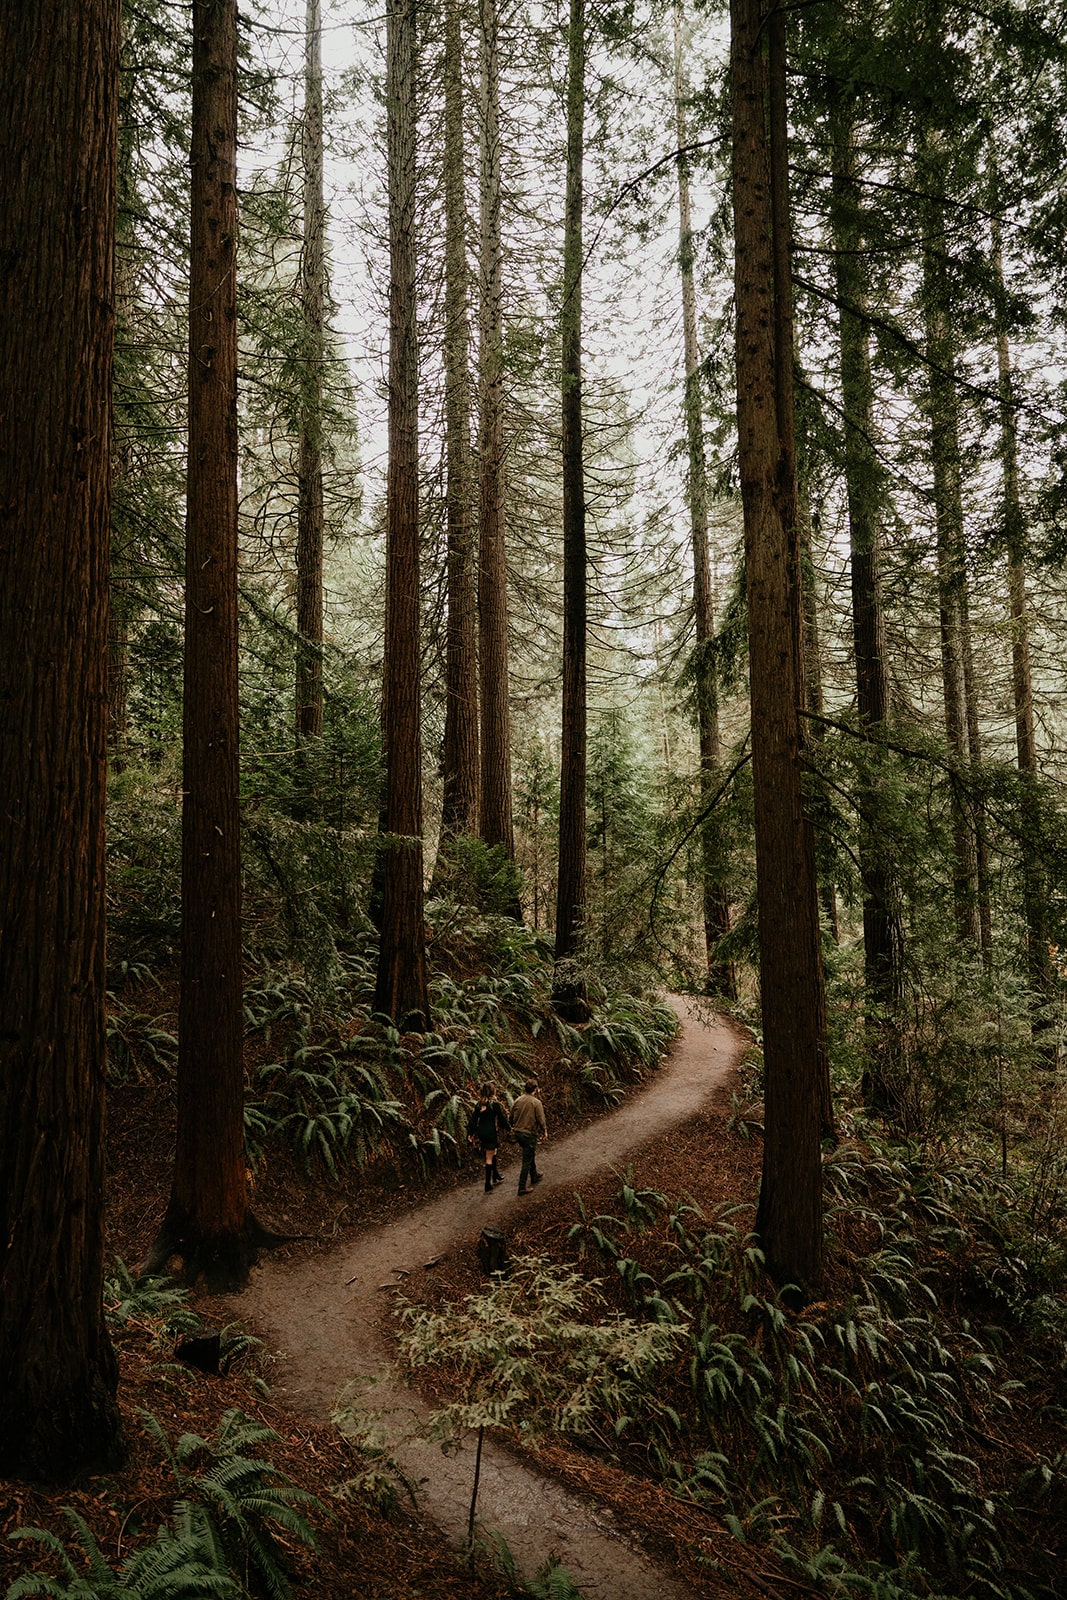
xmin=768 ymin=4 xmax=833 ymax=1139
xmin=374 ymin=0 xmax=430 ymax=1029
xmin=553 ymin=0 xmax=590 ymax=1021
xmin=731 ymin=0 xmax=828 ymax=1291
xmin=437 ymin=0 xmax=479 ymax=852
xmin=673 ymin=8 xmax=734 ymax=1000
xmin=295 ymin=0 xmax=325 ymax=742
xmin=830 ymin=98 xmax=904 ymax=1106
xmin=920 ymin=140 xmax=982 ymax=951
xmin=151 ymin=0 xmax=257 ymax=1289
xmin=0 ymin=0 xmax=124 ymax=1479
xmin=477 ymin=0 xmax=515 ymax=867
xmin=992 ymin=200 xmax=1054 ymax=1039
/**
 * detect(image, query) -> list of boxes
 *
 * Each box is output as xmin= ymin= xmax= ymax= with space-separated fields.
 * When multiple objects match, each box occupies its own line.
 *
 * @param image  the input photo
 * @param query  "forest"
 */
xmin=1 ymin=0 xmax=1066 ymax=1596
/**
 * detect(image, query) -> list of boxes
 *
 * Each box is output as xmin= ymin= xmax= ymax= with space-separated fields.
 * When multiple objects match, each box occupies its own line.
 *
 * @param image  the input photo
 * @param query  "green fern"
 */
xmin=6 ymin=1410 xmax=323 ymax=1600
xmin=5 ymin=1506 xmax=237 ymax=1599
xmin=103 ymin=1262 xmax=201 ymax=1343
xmin=142 ymin=1409 xmax=322 ymax=1600
xmin=477 ymin=1528 xmax=585 ymax=1598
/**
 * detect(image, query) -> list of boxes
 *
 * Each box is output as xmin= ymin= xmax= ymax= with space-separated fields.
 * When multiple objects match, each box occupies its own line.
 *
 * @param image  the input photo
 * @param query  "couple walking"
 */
xmin=467 ymin=1079 xmax=547 ymax=1196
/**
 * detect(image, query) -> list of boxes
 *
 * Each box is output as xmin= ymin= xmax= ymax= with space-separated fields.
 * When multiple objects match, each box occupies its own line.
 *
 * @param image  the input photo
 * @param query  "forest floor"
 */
xmin=227 ymin=996 xmax=759 ymax=1600
xmin=1 ymin=999 xmax=814 ymax=1600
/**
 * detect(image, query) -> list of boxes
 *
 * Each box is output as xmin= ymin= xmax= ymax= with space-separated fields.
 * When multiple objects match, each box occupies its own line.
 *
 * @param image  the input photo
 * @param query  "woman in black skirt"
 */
xmin=466 ymin=1082 xmax=508 ymax=1192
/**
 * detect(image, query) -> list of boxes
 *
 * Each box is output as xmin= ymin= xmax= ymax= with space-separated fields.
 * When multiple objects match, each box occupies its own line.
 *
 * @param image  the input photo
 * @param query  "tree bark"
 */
xmin=152 ymin=0 xmax=257 ymax=1290
xmin=920 ymin=138 xmax=982 ymax=952
xmin=731 ymin=0 xmax=828 ymax=1291
xmin=830 ymin=98 xmax=904 ymax=1106
xmin=374 ymin=0 xmax=430 ymax=1029
xmin=768 ymin=3 xmax=833 ymax=1138
xmin=992 ymin=204 xmax=1054 ymax=1038
xmin=295 ymin=0 xmax=325 ymax=742
xmin=437 ymin=0 xmax=479 ymax=851
xmin=476 ymin=0 xmax=516 ymax=869
xmin=673 ymin=8 xmax=735 ymax=999
xmin=553 ymin=0 xmax=590 ymax=1020
xmin=0 ymin=0 xmax=124 ymax=1478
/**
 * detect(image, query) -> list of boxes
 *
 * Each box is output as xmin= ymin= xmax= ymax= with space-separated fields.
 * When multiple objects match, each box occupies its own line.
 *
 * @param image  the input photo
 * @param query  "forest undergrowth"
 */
xmin=395 ymin=1069 xmax=1067 ymax=1600
xmin=0 ymin=1260 xmax=576 ymax=1600
xmin=103 ymin=760 xmax=678 ymax=1214
xmin=7 ymin=778 xmax=1067 ymax=1600
xmin=3 ymin=813 xmax=680 ymax=1600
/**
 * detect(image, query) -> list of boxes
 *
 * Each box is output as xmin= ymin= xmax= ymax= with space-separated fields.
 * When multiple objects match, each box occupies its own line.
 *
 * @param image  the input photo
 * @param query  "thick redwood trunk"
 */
xmin=553 ymin=0 xmax=589 ymax=1020
xmin=0 ymin=0 xmax=124 ymax=1478
xmin=476 ymin=0 xmax=516 ymax=867
xmin=153 ymin=0 xmax=255 ymax=1289
xmin=673 ymin=9 xmax=734 ymax=998
xmin=374 ymin=0 xmax=430 ymax=1029
xmin=295 ymin=0 xmax=325 ymax=743
xmin=731 ymin=0 xmax=827 ymax=1291
xmin=437 ymin=0 xmax=479 ymax=849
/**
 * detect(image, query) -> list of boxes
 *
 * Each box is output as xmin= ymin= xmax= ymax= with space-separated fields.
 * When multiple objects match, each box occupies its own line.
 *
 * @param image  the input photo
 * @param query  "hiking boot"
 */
xmin=517 ymin=1186 xmax=529 ymax=1196
xmin=530 ymin=1173 xmax=543 ymax=1185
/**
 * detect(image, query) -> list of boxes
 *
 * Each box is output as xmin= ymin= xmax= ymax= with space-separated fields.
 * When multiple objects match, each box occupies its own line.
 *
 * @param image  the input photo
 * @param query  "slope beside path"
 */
xmin=235 ymin=997 xmax=745 ymax=1599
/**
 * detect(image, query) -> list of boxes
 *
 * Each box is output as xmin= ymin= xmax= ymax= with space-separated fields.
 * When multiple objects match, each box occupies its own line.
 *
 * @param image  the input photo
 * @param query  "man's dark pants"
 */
xmin=515 ymin=1131 xmax=539 ymax=1190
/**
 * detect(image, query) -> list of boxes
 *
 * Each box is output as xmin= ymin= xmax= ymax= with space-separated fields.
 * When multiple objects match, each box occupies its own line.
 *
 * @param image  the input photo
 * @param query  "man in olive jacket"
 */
xmin=509 ymin=1079 xmax=547 ymax=1195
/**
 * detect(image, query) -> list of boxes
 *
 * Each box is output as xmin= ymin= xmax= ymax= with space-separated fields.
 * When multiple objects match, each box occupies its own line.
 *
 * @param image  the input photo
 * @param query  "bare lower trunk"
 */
xmin=673 ymin=7 xmax=734 ymax=998
xmin=476 ymin=0 xmax=515 ymax=871
xmin=732 ymin=0 xmax=827 ymax=1292
xmin=374 ymin=0 xmax=430 ymax=1029
xmin=553 ymin=0 xmax=589 ymax=1021
xmin=157 ymin=0 xmax=257 ymax=1291
xmin=0 ymin=0 xmax=124 ymax=1480
xmin=437 ymin=0 xmax=479 ymax=852
xmin=295 ymin=0 xmax=325 ymax=742
xmin=767 ymin=5 xmax=832 ymax=1141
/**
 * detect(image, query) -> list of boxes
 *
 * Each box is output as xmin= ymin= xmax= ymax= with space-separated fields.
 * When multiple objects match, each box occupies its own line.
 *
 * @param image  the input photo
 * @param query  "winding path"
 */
xmin=237 ymin=998 xmax=744 ymax=1598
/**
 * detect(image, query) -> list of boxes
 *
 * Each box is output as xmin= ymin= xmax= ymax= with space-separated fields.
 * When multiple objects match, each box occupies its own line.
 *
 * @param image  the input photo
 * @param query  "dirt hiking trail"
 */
xmin=236 ymin=998 xmax=745 ymax=1599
